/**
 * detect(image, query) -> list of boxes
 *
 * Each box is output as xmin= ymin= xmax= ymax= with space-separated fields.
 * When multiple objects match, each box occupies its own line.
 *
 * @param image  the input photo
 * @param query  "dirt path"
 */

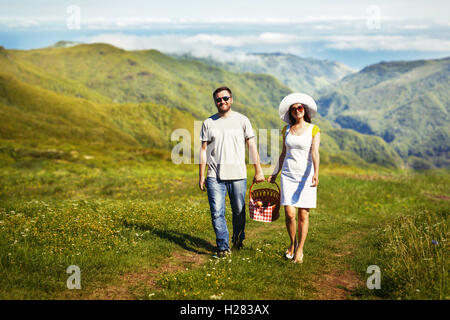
xmin=62 ymin=247 xmax=212 ymax=300
xmin=62 ymin=218 xmax=366 ymax=300
xmin=311 ymin=230 xmax=367 ymax=300
xmin=255 ymin=219 xmax=366 ymax=300
xmin=89 ymin=251 xmax=210 ymax=300
xmin=313 ymin=269 xmax=365 ymax=299
xmin=64 ymin=222 xmax=272 ymax=300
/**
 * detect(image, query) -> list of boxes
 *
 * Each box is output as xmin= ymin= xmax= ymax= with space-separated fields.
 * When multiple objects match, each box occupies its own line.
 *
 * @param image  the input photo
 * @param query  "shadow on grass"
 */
xmin=123 ymin=221 xmax=215 ymax=255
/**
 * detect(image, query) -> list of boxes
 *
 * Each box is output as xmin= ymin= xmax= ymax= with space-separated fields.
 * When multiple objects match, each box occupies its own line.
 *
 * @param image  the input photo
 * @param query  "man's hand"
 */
xmin=247 ymin=137 xmax=265 ymax=184
xmin=253 ymin=172 xmax=265 ymax=184
xmin=267 ymin=175 xmax=277 ymax=183
xmin=199 ymin=176 xmax=206 ymax=191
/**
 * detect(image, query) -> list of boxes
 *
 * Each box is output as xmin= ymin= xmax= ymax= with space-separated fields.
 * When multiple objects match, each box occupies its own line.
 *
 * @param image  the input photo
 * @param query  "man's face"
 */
xmin=214 ymin=90 xmax=233 ymax=114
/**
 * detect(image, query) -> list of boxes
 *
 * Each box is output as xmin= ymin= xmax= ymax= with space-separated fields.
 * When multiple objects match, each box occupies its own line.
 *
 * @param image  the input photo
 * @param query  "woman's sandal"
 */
xmin=293 ymin=252 xmax=304 ymax=264
xmin=284 ymin=248 xmax=294 ymax=260
xmin=284 ymin=239 xmax=298 ymax=260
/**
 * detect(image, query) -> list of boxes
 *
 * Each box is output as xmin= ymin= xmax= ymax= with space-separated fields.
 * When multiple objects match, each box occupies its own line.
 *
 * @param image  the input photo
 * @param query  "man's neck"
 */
xmin=218 ymin=109 xmax=233 ymax=118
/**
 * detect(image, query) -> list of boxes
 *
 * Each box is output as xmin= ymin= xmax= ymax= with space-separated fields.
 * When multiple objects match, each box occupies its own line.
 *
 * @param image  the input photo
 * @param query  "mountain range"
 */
xmin=177 ymin=52 xmax=355 ymax=95
xmin=317 ymin=57 xmax=450 ymax=169
xmin=2 ymin=42 xmax=444 ymax=170
xmin=192 ymin=52 xmax=449 ymax=169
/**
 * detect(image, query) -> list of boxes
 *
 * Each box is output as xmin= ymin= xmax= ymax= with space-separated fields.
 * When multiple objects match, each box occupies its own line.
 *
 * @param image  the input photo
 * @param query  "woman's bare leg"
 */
xmin=294 ymin=208 xmax=309 ymax=263
xmin=284 ymin=205 xmax=297 ymax=255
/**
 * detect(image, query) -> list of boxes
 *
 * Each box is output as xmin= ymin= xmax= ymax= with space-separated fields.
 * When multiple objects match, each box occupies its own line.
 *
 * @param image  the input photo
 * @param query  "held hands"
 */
xmin=253 ymin=172 xmax=265 ymax=184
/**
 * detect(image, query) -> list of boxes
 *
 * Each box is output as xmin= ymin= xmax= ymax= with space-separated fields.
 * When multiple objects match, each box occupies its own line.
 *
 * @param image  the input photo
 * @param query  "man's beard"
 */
xmin=217 ymin=104 xmax=231 ymax=114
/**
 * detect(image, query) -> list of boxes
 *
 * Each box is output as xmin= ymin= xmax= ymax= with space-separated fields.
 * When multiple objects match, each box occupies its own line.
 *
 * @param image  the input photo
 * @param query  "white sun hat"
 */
xmin=278 ymin=93 xmax=318 ymax=124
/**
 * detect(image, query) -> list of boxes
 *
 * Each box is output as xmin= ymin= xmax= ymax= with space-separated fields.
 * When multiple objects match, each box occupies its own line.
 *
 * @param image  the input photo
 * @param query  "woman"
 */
xmin=268 ymin=93 xmax=320 ymax=263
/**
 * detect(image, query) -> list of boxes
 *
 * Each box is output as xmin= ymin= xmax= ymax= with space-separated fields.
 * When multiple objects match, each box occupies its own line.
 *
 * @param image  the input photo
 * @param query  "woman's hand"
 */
xmin=267 ymin=175 xmax=277 ymax=183
xmin=311 ymin=175 xmax=319 ymax=187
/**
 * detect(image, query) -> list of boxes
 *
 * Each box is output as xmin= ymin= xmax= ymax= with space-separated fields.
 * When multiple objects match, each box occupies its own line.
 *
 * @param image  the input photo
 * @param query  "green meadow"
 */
xmin=0 ymin=44 xmax=448 ymax=300
xmin=0 ymin=153 xmax=447 ymax=300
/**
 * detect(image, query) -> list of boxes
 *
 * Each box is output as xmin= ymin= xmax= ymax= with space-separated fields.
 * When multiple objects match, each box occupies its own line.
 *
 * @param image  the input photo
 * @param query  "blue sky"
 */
xmin=1 ymin=0 xmax=449 ymax=69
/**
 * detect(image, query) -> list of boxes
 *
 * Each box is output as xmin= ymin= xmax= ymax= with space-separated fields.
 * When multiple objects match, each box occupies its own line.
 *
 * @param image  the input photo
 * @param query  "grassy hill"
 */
xmin=0 ymin=70 xmax=198 ymax=160
xmin=317 ymin=57 xmax=450 ymax=169
xmin=0 ymin=43 xmax=402 ymax=168
xmin=3 ymin=43 xmax=290 ymax=127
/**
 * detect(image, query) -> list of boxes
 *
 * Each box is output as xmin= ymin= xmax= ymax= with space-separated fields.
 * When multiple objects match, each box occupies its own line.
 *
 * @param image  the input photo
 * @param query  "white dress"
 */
xmin=280 ymin=124 xmax=317 ymax=208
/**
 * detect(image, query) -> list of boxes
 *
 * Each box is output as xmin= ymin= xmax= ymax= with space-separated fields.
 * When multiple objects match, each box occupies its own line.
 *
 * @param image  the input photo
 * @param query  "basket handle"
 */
xmin=249 ymin=180 xmax=280 ymax=201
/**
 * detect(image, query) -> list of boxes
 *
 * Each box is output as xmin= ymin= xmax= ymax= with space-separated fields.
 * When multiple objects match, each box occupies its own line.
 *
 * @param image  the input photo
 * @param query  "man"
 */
xmin=199 ymin=86 xmax=265 ymax=258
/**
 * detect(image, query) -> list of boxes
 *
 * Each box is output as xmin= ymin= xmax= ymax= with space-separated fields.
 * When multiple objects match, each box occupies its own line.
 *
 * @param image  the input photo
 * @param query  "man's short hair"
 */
xmin=213 ymin=86 xmax=233 ymax=99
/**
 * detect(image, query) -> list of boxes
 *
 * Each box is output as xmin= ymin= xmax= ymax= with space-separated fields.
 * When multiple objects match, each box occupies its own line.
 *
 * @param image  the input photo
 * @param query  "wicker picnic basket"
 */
xmin=248 ymin=181 xmax=281 ymax=222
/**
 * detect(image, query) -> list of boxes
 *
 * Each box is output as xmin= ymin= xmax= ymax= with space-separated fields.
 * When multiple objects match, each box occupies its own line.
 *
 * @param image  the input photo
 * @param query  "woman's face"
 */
xmin=290 ymin=103 xmax=305 ymax=120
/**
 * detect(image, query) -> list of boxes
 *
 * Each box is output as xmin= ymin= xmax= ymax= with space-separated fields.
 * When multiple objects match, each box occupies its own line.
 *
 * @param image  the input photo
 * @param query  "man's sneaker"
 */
xmin=220 ymin=249 xmax=232 ymax=258
xmin=213 ymin=249 xmax=231 ymax=259
xmin=232 ymin=241 xmax=244 ymax=251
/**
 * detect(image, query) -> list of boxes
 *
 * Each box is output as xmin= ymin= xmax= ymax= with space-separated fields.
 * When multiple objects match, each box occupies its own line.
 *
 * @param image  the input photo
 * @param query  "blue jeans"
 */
xmin=206 ymin=177 xmax=247 ymax=251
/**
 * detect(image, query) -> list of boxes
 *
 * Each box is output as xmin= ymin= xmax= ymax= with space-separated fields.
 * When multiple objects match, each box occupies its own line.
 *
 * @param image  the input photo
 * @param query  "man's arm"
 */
xmin=199 ymin=141 xmax=208 ymax=191
xmin=247 ymin=137 xmax=265 ymax=183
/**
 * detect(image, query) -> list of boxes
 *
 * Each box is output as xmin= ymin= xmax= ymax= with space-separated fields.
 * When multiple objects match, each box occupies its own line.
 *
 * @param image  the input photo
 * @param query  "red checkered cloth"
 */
xmin=249 ymin=199 xmax=275 ymax=223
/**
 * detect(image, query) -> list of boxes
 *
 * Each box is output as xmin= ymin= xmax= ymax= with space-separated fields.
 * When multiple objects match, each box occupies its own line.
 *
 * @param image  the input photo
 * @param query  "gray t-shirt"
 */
xmin=201 ymin=111 xmax=255 ymax=180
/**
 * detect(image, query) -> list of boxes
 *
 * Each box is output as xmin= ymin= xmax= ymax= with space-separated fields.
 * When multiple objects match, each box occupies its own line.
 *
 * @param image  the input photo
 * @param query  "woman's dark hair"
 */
xmin=289 ymin=104 xmax=311 ymax=124
xmin=213 ymin=86 xmax=233 ymax=99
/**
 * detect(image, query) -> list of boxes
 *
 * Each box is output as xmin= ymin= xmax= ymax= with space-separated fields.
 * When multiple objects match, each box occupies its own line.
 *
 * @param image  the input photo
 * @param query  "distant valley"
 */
xmin=1 ymin=42 xmax=447 ymax=169
xmin=317 ymin=57 xmax=450 ymax=169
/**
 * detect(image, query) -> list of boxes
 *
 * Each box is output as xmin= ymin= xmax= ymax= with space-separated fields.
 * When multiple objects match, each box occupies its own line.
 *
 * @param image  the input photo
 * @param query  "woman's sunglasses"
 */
xmin=290 ymin=105 xmax=304 ymax=112
xmin=215 ymin=96 xmax=231 ymax=103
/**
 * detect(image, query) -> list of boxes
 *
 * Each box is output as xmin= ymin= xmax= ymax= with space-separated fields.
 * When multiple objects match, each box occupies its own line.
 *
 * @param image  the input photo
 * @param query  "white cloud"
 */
xmin=399 ymin=24 xmax=430 ymax=30
xmin=324 ymin=35 xmax=450 ymax=52
xmin=84 ymin=32 xmax=450 ymax=56
xmin=313 ymin=25 xmax=336 ymax=30
xmin=85 ymin=33 xmax=179 ymax=51
xmin=0 ymin=15 xmax=395 ymax=30
xmin=83 ymin=33 xmax=263 ymax=63
xmin=84 ymin=32 xmax=306 ymax=52
xmin=0 ymin=18 xmax=40 ymax=28
xmin=182 ymin=33 xmax=303 ymax=47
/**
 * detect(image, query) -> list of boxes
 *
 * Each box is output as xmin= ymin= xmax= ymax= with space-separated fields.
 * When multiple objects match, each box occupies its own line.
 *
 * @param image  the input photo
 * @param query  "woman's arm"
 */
xmin=311 ymin=132 xmax=320 ymax=187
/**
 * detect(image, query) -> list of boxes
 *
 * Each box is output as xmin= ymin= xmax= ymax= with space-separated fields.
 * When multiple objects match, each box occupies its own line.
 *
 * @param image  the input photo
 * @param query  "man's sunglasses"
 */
xmin=215 ymin=96 xmax=231 ymax=103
